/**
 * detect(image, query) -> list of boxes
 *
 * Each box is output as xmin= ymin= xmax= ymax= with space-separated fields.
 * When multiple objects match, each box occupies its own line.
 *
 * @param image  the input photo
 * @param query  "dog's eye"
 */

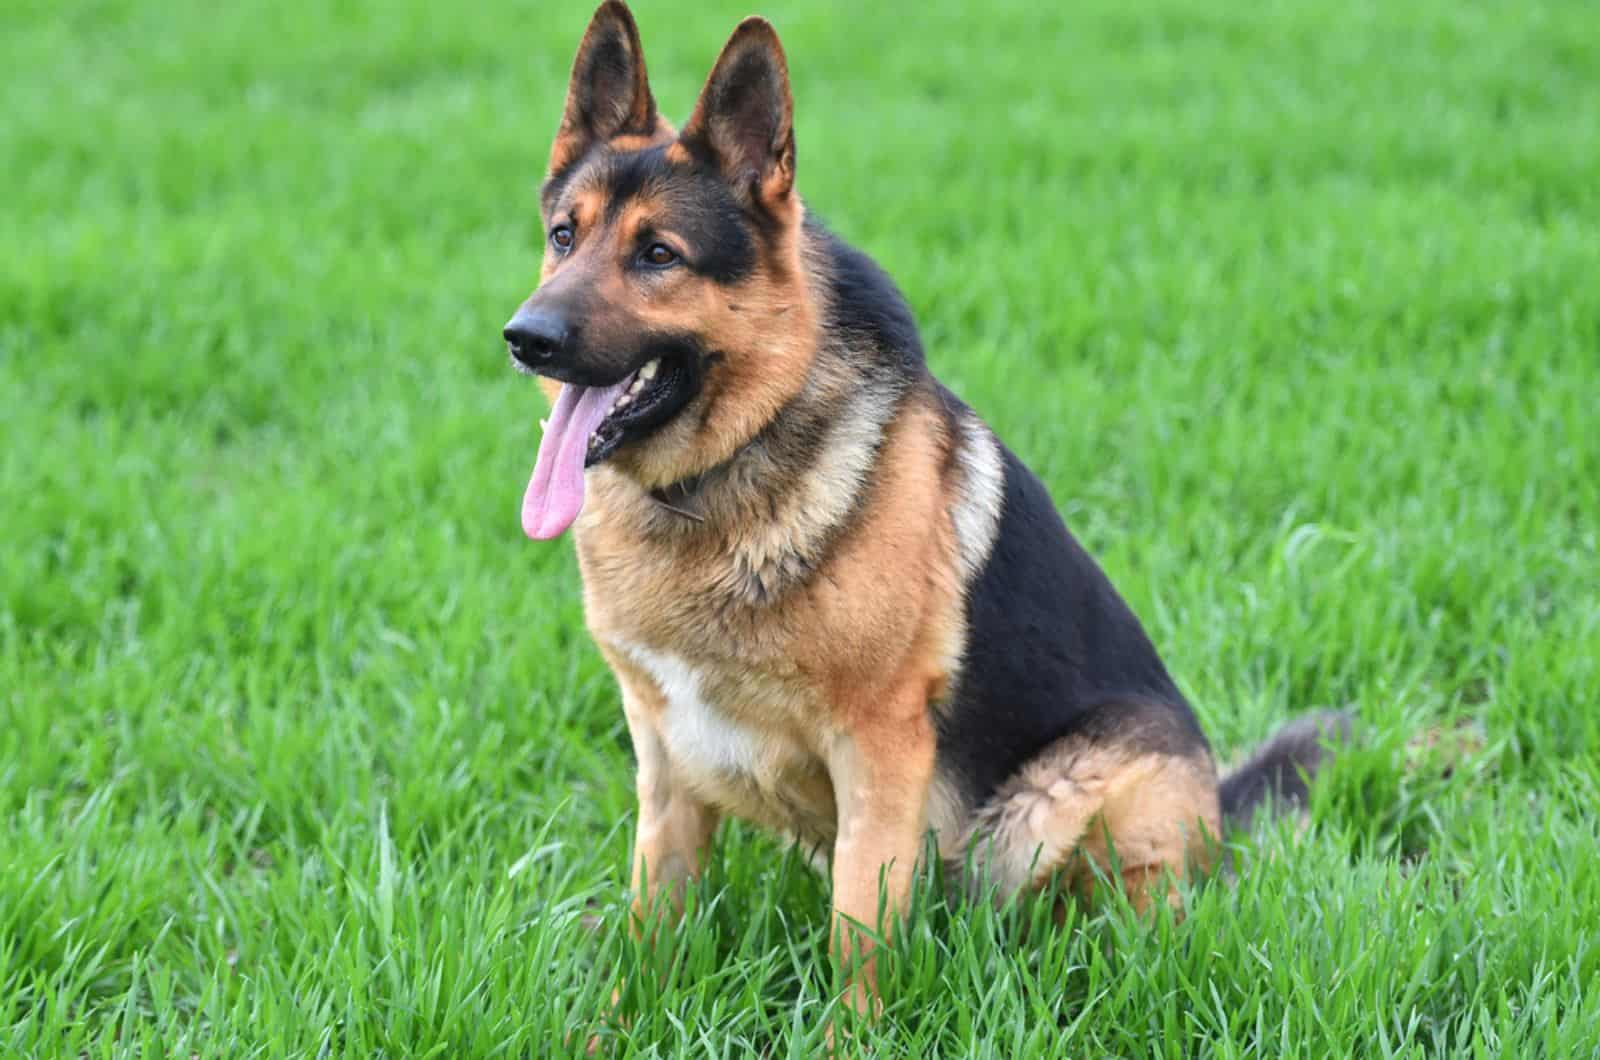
xmin=641 ymin=243 xmax=679 ymax=268
xmin=549 ymin=225 xmax=574 ymax=252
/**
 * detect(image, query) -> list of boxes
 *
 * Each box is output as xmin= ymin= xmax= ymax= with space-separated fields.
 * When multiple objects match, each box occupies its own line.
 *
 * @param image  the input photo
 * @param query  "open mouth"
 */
xmin=583 ymin=352 xmax=693 ymax=467
xmin=521 ymin=350 xmax=698 ymax=540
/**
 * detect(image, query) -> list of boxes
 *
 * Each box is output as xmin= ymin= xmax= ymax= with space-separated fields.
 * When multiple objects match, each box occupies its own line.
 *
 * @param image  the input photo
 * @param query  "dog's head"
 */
xmin=508 ymin=2 xmax=816 ymax=539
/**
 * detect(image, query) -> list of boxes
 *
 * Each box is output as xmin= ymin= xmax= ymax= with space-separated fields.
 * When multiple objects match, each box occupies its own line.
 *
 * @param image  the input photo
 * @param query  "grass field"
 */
xmin=4 ymin=0 xmax=1599 ymax=1054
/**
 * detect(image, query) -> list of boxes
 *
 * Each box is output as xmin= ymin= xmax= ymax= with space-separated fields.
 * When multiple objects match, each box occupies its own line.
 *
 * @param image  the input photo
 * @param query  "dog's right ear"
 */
xmin=548 ymin=2 xmax=661 ymax=176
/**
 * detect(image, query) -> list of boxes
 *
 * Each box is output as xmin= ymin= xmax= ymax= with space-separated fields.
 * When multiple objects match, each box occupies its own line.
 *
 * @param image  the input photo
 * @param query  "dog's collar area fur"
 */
xmin=642 ymin=432 xmax=763 ymax=524
xmin=649 ymin=473 xmax=708 ymax=522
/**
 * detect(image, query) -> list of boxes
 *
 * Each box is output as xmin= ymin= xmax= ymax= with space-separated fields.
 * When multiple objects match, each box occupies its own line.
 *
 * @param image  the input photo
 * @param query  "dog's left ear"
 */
xmin=549 ymin=2 xmax=661 ymax=176
xmin=679 ymin=18 xmax=796 ymax=210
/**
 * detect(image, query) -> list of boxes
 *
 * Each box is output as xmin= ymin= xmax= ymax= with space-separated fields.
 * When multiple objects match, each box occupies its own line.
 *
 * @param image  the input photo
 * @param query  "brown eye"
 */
xmin=641 ymin=242 xmax=678 ymax=268
xmin=550 ymin=225 xmax=574 ymax=251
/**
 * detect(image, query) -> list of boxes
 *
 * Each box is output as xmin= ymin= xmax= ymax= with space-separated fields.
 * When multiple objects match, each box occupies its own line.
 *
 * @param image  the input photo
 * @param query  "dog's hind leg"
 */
xmin=958 ymin=729 xmax=1220 ymax=914
xmin=1071 ymin=750 xmax=1220 ymax=913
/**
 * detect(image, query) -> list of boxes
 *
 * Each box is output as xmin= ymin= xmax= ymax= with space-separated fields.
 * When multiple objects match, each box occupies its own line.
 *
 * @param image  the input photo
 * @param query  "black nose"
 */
xmin=504 ymin=307 xmax=569 ymax=368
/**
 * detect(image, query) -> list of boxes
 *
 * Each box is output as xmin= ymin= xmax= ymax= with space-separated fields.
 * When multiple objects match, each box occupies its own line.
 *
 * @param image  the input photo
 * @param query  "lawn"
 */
xmin=3 ymin=0 xmax=1598 ymax=1054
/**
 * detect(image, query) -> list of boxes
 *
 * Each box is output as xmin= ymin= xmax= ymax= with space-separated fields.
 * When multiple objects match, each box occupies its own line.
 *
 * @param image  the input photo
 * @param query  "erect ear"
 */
xmin=678 ymin=17 xmax=796 ymax=208
xmin=548 ymin=2 xmax=661 ymax=175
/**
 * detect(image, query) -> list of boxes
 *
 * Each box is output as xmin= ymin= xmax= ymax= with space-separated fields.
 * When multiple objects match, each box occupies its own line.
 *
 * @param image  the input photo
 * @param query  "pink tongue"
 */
xmin=522 ymin=378 xmax=632 ymax=539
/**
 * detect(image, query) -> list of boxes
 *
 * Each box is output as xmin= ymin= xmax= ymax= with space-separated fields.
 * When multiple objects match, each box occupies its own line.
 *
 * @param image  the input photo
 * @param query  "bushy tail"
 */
xmin=1219 ymin=710 xmax=1353 ymax=831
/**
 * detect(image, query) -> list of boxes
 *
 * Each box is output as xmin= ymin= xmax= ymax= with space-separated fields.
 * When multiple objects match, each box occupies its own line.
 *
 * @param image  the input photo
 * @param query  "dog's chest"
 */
xmin=614 ymin=639 xmax=837 ymax=844
xmin=627 ymin=643 xmax=765 ymax=779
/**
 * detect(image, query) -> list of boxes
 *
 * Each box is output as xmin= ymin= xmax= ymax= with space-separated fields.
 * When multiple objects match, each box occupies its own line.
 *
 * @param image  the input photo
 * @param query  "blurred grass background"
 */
xmin=2 ymin=0 xmax=1598 ymax=1054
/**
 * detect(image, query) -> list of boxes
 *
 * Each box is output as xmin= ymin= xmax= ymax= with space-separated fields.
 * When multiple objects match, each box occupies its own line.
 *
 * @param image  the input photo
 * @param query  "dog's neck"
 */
xmin=615 ymin=341 xmax=912 ymax=602
xmin=647 ymin=471 xmax=710 ymax=523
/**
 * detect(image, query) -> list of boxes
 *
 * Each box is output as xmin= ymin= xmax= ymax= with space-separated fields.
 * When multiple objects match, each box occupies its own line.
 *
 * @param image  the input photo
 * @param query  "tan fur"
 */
xmin=579 ymin=393 xmax=960 ymax=840
xmin=551 ymin=188 xmax=606 ymax=263
xmin=825 ymin=681 xmax=937 ymax=1018
xmin=606 ymin=126 xmax=676 ymax=155
xmin=958 ymin=740 xmax=1220 ymax=911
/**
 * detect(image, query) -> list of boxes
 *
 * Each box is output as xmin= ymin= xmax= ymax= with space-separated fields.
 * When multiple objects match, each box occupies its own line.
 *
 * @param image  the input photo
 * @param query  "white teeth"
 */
xmin=605 ymin=367 xmax=653 ymax=422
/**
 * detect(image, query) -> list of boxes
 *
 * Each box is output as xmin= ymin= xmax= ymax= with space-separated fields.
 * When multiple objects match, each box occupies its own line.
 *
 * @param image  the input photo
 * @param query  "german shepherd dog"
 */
xmin=505 ymin=1 xmax=1344 ymax=1016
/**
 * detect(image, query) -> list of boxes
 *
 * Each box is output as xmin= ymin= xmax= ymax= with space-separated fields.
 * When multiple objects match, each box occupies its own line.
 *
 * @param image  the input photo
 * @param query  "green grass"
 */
xmin=3 ymin=0 xmax=1598 ymax=1054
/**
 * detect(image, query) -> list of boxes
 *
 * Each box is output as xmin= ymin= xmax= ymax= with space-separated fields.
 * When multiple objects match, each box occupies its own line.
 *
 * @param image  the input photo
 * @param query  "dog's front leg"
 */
xmin=601 ymin=649 xmax=720 ymax=926
xmin=585 ymin=652 xmax=722 ymax=1054
xmin=826 ymin=689 xmax=936 ymax=1020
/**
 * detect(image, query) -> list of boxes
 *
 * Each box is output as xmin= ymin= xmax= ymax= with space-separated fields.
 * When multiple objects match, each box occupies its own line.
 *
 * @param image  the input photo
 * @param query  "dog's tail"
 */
xmin=1219 ymin=710 xmax=1353 ymax=831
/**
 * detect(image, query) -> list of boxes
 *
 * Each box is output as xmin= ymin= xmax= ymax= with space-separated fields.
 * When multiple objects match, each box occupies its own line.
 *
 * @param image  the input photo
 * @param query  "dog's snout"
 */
xmin=504 ymin=307 xmax=570 ymax=368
